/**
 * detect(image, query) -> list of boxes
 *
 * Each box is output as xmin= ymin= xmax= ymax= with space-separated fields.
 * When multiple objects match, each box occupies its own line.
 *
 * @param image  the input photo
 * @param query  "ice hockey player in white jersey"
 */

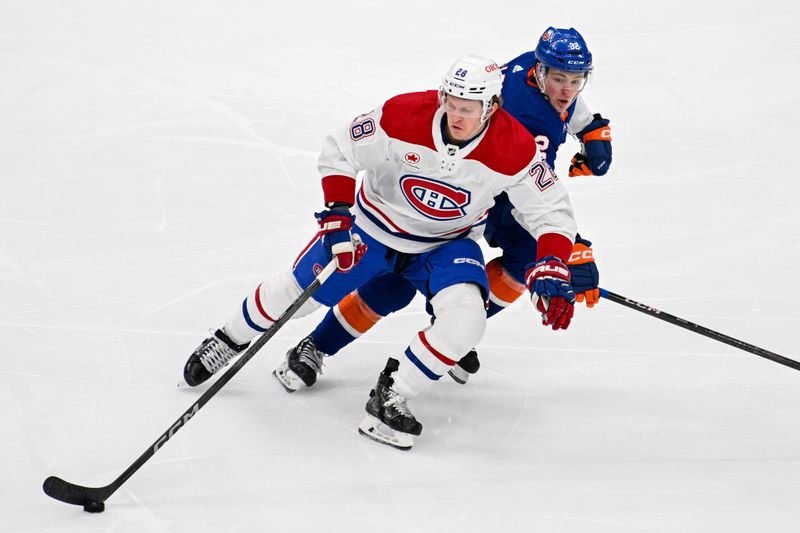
xmin=266 ymin=27 xmax=612 ymax=390
xmin=182 ymin=54 xmax=579 ymax=449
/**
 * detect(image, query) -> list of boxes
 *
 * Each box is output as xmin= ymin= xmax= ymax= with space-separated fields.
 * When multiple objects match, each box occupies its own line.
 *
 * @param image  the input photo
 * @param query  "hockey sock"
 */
xmin=225 ymin=269 xmax=320 ymax=344
xmin=311 ymin=291 xmax=382 ymax=355
xmin=394 ymin=284 xmax=486 ymax=397
xmin=486 ymin=257 xmax=526 ymax=318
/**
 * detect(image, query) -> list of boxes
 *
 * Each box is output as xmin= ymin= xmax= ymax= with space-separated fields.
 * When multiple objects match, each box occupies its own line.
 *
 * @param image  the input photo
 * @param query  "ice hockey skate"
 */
xmin=447 ymin=349 xmax=481 ymax=384
xmin=358 ymin=358 xmax=422 ymax=450
xmin=183 ymin=329 xmax=249 ymax=387
xmin=273 ymin=334 xmax=326 ymax=392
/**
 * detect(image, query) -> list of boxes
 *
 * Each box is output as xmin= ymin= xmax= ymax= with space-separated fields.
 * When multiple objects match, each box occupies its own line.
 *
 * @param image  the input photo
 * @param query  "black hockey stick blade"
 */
xmin=43 ymin=476 xmax=113 ymax=507
xmin=43 ymin=260 xmax=338 ymax=511
xmin=600 ymin=288 xmax=800 ymax=371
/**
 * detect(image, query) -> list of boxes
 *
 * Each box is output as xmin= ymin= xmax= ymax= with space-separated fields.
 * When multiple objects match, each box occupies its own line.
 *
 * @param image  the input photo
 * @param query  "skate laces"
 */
xmin=198 ymin=334 xmax=241 ymax=373
xmin=295 ymin=336 xmax=325 ymax=374
xmin=383 ymin=389 xmax=412 ymax=417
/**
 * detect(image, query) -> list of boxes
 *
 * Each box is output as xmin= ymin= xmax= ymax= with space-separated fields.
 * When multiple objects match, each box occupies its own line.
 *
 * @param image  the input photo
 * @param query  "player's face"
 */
xmin=543 ymin=68 xmax=587 ymax=113
xmin=443 ymin=95 xmax=495 ymax=142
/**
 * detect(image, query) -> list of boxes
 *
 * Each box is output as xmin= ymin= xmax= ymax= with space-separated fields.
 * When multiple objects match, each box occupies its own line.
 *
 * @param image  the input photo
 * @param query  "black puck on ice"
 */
xmin=83 ymin=501 xmax=105 ymax=513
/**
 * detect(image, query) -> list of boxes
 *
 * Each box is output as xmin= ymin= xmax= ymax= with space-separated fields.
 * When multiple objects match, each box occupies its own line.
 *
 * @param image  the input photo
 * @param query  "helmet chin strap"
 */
xmin=535 ymin=63 xmax=549 ymax=96
xmin=479 ymin=100 xmax=496 ymax=124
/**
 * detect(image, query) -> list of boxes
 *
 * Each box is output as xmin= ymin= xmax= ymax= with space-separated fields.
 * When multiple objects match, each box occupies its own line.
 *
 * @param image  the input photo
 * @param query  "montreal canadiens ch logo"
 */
xmin=400 ymin=175 xmax=471 ymax=220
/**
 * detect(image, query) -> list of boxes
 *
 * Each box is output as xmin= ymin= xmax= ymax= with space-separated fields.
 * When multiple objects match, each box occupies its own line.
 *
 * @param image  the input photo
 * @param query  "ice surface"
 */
xmin=2 ymin=1 xmax=799 ymax=532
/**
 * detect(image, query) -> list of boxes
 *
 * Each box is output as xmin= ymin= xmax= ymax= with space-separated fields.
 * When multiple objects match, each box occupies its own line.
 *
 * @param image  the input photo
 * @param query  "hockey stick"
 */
xmin=43 ymin=259 xmax=338 ymax=512
xmin=599 ymin=288 xmax=800 ymax=371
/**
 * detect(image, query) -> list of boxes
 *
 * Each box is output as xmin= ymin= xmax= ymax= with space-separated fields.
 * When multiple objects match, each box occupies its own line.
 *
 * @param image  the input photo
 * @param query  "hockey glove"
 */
xmin=568 ymin=152 xmax=592 ymax=177
xmin=526 ymin=256 xmax=576 ymax=330
xmin=569 ymin=113 xmax=612 ymax=177
xmin=567 ymin=235 xmax=600 ymax=308
xmin=315 ymin=207 xmax=367 ymax=272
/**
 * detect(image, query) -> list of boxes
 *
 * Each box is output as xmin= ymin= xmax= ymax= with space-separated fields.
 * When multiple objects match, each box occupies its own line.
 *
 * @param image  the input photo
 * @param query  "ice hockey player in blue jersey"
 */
xmin=501 ymin=27 xmax=612 ymax=179
xmin=251 ymin=27 xmax=614 ymax=390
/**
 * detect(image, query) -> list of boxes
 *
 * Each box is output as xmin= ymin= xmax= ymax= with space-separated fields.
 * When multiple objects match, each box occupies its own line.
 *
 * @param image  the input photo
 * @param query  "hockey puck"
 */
xmin=83 ymin=501 xmax=105 ymax=513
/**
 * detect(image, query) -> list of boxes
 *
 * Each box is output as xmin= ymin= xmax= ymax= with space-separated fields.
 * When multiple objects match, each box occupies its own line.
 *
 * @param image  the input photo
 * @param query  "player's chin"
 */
xmin=449 ymin=129 xmax=468 ymax=141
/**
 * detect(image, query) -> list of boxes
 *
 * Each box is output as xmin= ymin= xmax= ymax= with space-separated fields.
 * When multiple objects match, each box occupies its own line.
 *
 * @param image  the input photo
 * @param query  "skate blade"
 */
xmin=177 ymin=377 xmax=197 ymax=388
xmin=272 ymin=367 xmax=302 ymax=393
xmin=357 ymin=414 xmax=414 ymax=450
xmin=447 ymin=367 xmax=470 ymax=385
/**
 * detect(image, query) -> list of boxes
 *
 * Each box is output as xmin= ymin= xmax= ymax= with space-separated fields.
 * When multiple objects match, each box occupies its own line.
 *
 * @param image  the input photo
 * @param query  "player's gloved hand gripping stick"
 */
xmin=316 ymin=206 xmax=367 ymax=272
xmin=526 ymin=256 xmax=576 ymax=330
xmin=567 ymin=235 xmax=600 ymax=307
xmin=43 ymin=259 xmax=339 ymax=513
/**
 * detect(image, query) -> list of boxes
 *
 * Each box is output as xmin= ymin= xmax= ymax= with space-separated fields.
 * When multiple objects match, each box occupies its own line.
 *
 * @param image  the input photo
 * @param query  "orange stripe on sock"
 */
xmin=487 ymin=257 xmax=525 ymax=305
xmin=337 ymin=291 xmax=381 ymax=334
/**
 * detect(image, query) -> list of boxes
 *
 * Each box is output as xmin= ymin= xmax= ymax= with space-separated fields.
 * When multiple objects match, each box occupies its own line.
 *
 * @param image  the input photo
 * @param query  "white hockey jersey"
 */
xmin=318 ymin=90 xmax=577 ymax=256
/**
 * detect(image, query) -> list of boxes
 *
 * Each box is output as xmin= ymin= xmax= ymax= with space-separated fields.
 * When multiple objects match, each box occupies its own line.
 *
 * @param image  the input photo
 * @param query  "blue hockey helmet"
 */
xmin=534 ymin=27 xmax=593 ymax=73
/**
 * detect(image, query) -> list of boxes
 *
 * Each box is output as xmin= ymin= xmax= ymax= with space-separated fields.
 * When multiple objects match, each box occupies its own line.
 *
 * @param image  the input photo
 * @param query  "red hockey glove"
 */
xmin=315 ymin=208 xmax=367 ymax=272
xmin=525 ymin=256 xmax=576 ymax=330
xmin=567 ymin=235 xmax=600 ymax=308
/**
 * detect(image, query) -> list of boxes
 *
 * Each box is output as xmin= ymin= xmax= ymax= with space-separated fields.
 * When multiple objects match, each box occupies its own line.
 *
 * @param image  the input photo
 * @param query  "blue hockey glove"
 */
xmin=525 ymin=256 xmax=576 ymax=330
xmin=567 ymin=235 xmax=600 ymax=308
xmin=315 ymin=207 xmax=367 ymax=272
xmin=569 ymin=113 xmax=612 ymax=177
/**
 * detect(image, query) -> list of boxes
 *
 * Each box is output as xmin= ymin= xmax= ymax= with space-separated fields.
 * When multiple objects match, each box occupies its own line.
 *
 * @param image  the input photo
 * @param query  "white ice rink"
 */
xmin=3 ymin=1 xmax=800 ymax=531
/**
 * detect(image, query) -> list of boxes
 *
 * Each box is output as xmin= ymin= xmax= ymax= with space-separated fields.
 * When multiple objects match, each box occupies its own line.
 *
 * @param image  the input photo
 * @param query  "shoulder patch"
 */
xmin=380 ymin=91 xmax=438 ymax=151
xmin=465 ymin=110 xmax=538 ymax=175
